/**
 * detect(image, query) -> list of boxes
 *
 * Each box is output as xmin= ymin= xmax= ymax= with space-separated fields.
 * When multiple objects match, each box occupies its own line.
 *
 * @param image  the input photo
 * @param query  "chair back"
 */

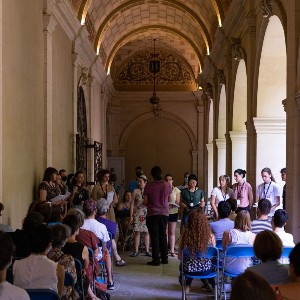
xmin=281 ymin=247 xmax=293 ymax=258
xmin=25 ymin=289 xmax=60 ymax=300
xmin=64 ymin=272 xmax=74 ymax=287
xmin=224 ymin=245 xmax=254 ymax=258
xmin=74 ymin=258 xmax=85 ymax=299
xmin=216 ymin=239 xmax=223 ymax=250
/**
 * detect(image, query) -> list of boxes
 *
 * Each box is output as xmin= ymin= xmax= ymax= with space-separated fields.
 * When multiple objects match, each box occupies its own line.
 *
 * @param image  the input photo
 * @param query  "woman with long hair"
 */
xmin=222 ymin=210 xmax=256 ymax=274
xmin=165 ymin=174 xmax=181 ymax=257
xmin=210 ymin=175 xmax=235 ymax=220
xmin=232 ymin=169 xmax=253 ymax=213
xmin=69 ymin=170 xmax=89 ymax=210
xmin=130 ymin=175 xmax=151 ymax=257
xmin=178 ymin=209 xmax=216 ymax=296
xmin=91 ymin=169 xmax=118 ymax=222
xmin=38 ymin=167 xmax=60 ymax=202
xmin=257 ymin=167 xmax=281 ymax=217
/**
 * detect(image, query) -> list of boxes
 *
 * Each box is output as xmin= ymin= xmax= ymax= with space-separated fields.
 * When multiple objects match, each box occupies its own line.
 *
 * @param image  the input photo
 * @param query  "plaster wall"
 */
xmin=52 ymin=24 xmax=74 ymax=171
xmin=2 ymin=0 xmax=44 ymax=229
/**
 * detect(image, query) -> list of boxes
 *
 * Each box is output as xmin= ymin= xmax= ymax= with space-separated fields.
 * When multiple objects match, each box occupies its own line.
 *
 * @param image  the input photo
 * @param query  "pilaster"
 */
xmin=43 ymin=13 xmax=57 ymax=167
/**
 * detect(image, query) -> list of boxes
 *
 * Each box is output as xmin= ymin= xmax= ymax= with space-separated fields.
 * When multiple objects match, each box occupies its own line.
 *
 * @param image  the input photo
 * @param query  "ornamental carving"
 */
xmin=217 ymin=69 xmax=226 ymax=86
xmin=260 ymin=0 xmax=273 ymax=18
xmin=113 ymin=49 xmax=195 ymax=90
xmin=231 ymin=37 xmax=243 ymax=61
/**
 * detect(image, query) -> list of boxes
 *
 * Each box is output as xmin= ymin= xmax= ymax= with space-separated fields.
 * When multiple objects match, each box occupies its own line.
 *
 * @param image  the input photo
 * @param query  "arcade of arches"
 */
xmin=1 ymin=0 xmax=300 ymax=241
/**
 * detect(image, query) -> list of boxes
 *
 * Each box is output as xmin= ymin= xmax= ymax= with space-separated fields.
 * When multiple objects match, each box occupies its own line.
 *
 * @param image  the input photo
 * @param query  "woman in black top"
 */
xmin=69 ymin=171 xmax=89 ymax=209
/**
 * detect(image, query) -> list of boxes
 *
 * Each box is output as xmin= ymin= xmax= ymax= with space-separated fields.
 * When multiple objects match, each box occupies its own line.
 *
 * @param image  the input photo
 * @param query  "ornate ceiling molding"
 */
xmin=113 ymin=49 xmax=196 ymax=91
xmin=260 ymin=0 xmax=273 ymax=19
xmin=217 ymin=69 xmax=226 ymax=86
xmin=93 ymin=0 xmax=212 ymax=53
xmin=104 ymin=25 xmax=204 ymax=74
xmin=231 ymin=37 xmax=244 ymax=61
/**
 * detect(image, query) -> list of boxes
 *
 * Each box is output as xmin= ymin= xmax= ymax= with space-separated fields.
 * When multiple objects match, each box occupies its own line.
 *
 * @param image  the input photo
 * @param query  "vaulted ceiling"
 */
xmin=70 ymin=0 xmax=232 ymax=91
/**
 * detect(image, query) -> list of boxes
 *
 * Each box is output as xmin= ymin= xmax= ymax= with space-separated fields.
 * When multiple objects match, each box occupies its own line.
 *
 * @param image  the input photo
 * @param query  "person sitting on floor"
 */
xmin=274 ymin=243 xmax=300 ymax=300
xmin=178 ymin=209 xmax=216 ymax=297
xmin=247 ymin=230 xmax=289 ymax=285
xmin=0 ymin=231 xmax=30 ymax=300
xmin=13 ymin=224 xmax=64 ymax=297
xmin=231 ymin=270 xmax=276 ymax=300
xmin=210 ymin=201 xmax=234 ymax=240
xmin=251 ymin=199 xmax=273 ymax=234
xmin=222 ymin=210 xmax=256 ymax=275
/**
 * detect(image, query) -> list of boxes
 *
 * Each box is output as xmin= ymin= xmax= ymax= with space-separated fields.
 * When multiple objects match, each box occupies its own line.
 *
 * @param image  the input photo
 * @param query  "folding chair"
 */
xmin=87 ymin=247 xmax=96 ymax=291
xmin=216 ymin=239 xmax=223 ymax=251
xmin=74 ymin=258 xmax=85 ymax=300
xmin=25 ymin=289 xmax=60 ymax=300
xmin=181 ymin=246 xmax=219 ymax=300
xmin=279 ymin=246 xmax=294 ymax=264
xmin=221 ymin=245 xmax=255 ymax=300
xmin=64 ymin=272 xmax=75 ymax=299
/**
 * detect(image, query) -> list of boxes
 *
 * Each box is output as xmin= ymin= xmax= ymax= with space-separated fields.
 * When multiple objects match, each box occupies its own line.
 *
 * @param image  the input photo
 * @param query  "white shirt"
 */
xmin=211 ymin=187 xmax=235 ymax=205
xmin=275 ymin=228 xmax=295 ymax=247
xmin=257 ymin=181 xmax=281 ymax=216
xmin=13 ymin=254 xmax=58 ymax=292
xmin=81 ymin=218 xmax=110 ymax=260
xmin=0 ymin=281 xmax=30 ymax=300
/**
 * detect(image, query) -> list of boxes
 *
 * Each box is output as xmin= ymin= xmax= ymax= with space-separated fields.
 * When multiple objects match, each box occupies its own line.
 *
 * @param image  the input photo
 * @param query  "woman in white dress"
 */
xmin=130 ymin=175 xmax=151 ymax=257
xmin=210 ymin=175 xmax=235 ymax=220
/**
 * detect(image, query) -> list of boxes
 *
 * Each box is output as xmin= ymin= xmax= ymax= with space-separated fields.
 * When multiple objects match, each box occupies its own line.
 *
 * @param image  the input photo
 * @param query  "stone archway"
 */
xmin=230 ymin=60 xmax=247 ymax=179
xmin=255 ymin=15 xmax=286 ymax=192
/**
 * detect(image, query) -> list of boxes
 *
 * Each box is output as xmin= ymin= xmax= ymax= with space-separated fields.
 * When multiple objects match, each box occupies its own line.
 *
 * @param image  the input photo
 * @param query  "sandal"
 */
xmin=170 ymin=252 xmax=176 ymax=257
xmin=115 ymin=259 xmax=126 ymax=267
xmin=130 ymin=252 xmax=139 ymax=257
xmin=145 ymin=252 xmax=152 ymax=257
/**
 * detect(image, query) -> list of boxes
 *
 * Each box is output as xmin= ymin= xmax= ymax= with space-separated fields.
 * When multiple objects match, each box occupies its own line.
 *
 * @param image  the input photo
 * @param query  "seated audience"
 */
xmin=178 ymin=209 xmax=216 ymax=297
xmin=13 ymin=224 xmax=64 ymax=296
xmin=67 ymin=208 xmax=99 ymax=286
xmin=0 ymin=203 xmax=13 ymax=232
xmin=274 ymin=243 xmax=300 ymax=300
xmin=0 ymin=231 xmax=30 ymax=299
xmin=272 ymin=209 xmax=295 ymax=247
xmin=62 ymin=215 xmax=99 ymax=299
xmin=48 ymin=224 xmax=78 ymax=300
xmin=96 ymin=201 xmax=126 ymax=266
xmin=210 ymin=201 xmax=234 ymax=240
xmin=81 ymin=199 xmax=115 ymax=289
xmin=48 ymin=204 xmax=66 ymax=226
xmin=231 ymin=270 xmax=276 ymax=300
xmin=9 ymin=212 xmax=44 ymax=258
xmin=222 ymin=210 xmax=256 ymax=274
xmin=247 ymin=230 xmax=289 ymax=285
xmin=227 ymin=198 xmax=237 ymax=221
xmin=251 ymin=199 xmax=272 ymax=234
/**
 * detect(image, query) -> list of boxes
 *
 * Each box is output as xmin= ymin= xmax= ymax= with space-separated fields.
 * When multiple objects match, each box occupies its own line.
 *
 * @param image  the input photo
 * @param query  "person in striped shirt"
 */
xmin=251 ymin=199 xmax=272 ymax=234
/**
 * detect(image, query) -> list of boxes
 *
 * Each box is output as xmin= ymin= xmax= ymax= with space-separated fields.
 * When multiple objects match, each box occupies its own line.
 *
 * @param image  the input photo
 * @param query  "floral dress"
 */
xmin=37 ymin=181 xmax=60 ymax=201
xmin=133 ymin=188 xmax=148 ymax=233
xmin=47 ymin=247 xmax=78 ymax=300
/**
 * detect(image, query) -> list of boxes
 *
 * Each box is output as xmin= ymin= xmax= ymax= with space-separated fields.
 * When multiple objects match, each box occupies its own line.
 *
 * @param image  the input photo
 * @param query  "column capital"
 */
xmin=206 ymin=143 xmax=214 ymax=151
xmin=215 ymin=138 xmax=226 ymax=149
xmin=253 ymin=117 xmax=286 ymax=134
xmin=295 ymin=91 xmax=300 ymax=110
xmin=43 ymin=14 xmax=57 ymax=36
xmin=229 ymin=131 xmax=247 ymax=143
xmin=282 ymin=99 xmax=287 ymax=112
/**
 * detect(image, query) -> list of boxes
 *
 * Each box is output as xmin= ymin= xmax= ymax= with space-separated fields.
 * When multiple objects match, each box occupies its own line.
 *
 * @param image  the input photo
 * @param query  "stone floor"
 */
xmin=108 ymin=251 xmax=216 ymax=300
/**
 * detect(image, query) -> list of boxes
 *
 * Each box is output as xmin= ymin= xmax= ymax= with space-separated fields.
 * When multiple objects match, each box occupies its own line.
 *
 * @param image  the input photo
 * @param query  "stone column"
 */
xmin=215 ymin=138 xmax=226 ymax=184
xmin=196 ymin=104 xmax=204 ymax=184
xmin=253 ymin=117 xmax=286 ymax=196
xmin=43 ymin=13 xmax=57 ymax=167
xmin=191 ymin=151 xmax=198 ymax=175
xmin=71 ymin=52 xmax=79 ymax=170
xmin=206 ymin=143 xmax=214 ymax=198
xmin=87 ymin=75 xmax=94 ymax=181
xmin=0 ymin=0 xmax=2 ymax=205
xmin=229 ymin=131 xmax=247 ymax=179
